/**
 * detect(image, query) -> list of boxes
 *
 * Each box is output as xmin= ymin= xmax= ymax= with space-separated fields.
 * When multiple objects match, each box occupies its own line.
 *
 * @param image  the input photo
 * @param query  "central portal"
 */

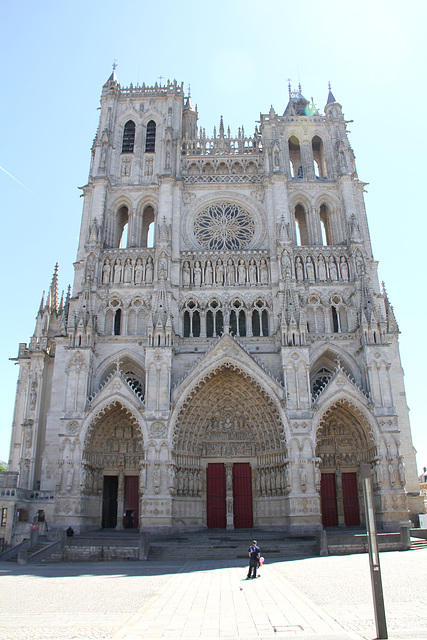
xmin=206 ymin=462 xmax=253 ymax=528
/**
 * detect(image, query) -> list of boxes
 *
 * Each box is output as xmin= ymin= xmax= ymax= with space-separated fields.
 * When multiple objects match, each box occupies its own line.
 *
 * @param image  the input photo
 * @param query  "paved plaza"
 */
xmin=0 ymin=547 xmax=426 ymax=640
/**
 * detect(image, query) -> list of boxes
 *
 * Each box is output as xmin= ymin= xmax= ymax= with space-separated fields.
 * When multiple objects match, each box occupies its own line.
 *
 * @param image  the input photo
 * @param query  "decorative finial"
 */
xmin=187 ymin=83 xmax=191 ymax=97
xmin=328 ymin=80 xmax=332 ymax=91
xmin=158 ymin=75 xmax=164 ymax=86
xmin=287 ymin=78 xmax=292 ymax=97
xmin=112 ymin=59 xmax=118 ymax=71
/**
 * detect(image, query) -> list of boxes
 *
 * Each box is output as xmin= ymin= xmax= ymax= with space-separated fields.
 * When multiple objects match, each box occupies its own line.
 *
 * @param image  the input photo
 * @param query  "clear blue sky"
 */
xmin=1 ymin=0 xmax=426 ymax=473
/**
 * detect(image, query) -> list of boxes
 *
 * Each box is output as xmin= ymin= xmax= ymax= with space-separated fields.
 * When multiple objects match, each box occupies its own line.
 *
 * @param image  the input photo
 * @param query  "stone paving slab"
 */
xmin=0 ymin=549 xmax=426 ymax=639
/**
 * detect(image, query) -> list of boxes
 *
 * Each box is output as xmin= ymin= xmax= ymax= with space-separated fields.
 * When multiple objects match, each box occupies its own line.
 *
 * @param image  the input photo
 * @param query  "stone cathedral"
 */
xmin=1 ymin=70 xmax=424 ymax=546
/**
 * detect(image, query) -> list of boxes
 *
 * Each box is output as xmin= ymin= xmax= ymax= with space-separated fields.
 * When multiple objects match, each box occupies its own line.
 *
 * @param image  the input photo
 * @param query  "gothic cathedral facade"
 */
xmin=2 ymin=71 xmax=423 ymax=544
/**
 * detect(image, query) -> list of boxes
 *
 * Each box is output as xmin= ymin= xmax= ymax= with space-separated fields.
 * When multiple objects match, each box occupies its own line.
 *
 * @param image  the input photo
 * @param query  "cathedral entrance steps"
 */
xmin=147 ymin=529 xmax=317 ymax=561
xmin=410 ymin=537 xmax=427 ymax=550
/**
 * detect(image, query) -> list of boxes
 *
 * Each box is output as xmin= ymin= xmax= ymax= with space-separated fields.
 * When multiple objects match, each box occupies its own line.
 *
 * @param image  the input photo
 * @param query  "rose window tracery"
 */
xmin=194 ymin=202 xmax=255 ymax=250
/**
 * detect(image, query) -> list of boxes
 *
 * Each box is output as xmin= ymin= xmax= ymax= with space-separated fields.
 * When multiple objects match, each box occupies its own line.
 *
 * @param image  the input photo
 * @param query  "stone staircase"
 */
xmin=147 ymin=529 xmax=317 ymax=561
xmin=411 ymin=537 xmax=427 ymax=550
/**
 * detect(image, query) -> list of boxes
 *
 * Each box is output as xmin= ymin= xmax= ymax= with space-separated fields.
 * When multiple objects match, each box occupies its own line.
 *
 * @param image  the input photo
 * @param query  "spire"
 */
xmin=326 ymin=81 xmax=336 ymax=105
xmin=38 ymin=291 xmax=45 ymax=315
xmin=382 ymin=282 xmax=399 ymax=332
xmin=283 ymin=273 xmax=299 ymax=326
xmin=184 ymin=84 xmax=195 ymax=111
xmin=48 ymin=263 xmax=59 ymax=313
xmin=106 ymin=60 xmax=118 ymax=84
xmin=219 ymin=116 xmax=224 ymax=138
xmin=360 ymin=275 xmax=377 ymax=324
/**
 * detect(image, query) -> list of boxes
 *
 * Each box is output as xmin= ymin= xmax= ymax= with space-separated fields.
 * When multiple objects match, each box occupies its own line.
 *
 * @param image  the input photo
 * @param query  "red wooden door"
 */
xmin=342 ymin=472 xmax=360 ymax=526
xmin=124 ymin=476 xmax=139 ymax=528
xmin=233 ymin=463 xmax=253 ymax=528
xmin=233 ymin=462 xmax=253 ymax=529
xmin=206 ymin=463 xmax=226 ymax=528
xmin=321 ymin=473 xmax=338 ymax=527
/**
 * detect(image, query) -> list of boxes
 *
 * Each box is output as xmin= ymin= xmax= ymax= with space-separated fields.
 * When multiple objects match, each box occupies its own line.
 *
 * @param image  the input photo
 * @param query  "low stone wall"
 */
xmin=326 ymin=532 xmax=404 ymax=555
xmin=411 ymin=528 xmax=427 ymax=540
xmin=48 ymin=544 xmax=140 ymax=562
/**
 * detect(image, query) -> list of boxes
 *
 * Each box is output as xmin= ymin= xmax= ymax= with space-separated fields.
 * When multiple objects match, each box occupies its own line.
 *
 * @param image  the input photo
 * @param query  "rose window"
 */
xmin=194 ymin=203 xmax=255 ymax=250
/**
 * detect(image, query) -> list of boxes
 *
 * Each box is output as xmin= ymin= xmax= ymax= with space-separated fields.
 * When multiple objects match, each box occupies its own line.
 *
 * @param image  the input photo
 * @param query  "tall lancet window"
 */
xmin=122 ymin=121 xmax=135 ymax=153
xmin=145 ymin=120 xmax=156 ymax=152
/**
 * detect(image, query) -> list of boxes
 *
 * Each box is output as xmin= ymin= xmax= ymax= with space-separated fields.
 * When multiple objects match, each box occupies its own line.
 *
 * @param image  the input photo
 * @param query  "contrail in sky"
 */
xmin=0 ymin=165 xmax=44 ymax=203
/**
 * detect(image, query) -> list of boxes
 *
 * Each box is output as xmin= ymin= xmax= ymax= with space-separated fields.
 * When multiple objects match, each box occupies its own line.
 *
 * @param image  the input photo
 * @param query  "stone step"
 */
xmin=148 ymin=535 xmax=317 ymax=561
xmin=411 ymin=538 xmax=427 ymax=550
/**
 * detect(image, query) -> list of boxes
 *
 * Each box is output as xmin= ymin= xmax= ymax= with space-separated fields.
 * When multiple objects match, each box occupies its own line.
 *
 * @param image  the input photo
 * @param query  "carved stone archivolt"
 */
xmin=82 ymin=402 xmax=144 ymax=492
xmin=315 ymin=399 xmax=377 ymax=468
xmin=173 ymin=364 xmax=285 ymax=457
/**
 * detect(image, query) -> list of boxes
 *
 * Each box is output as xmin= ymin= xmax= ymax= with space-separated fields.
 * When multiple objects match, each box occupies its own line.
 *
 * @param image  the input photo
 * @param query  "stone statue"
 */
xmin=25 ymin=426 xmax=33 ymax=448
xmin=113 ymin=259 xmax=122 ymax=284
xmin=226 ymin=259 xmax=235 ymax=286
xmin=306 ymin=256 xmax=315 ymax=283
xmin=168 ymin=464 xmax=175 ymax=492
xmin=30 ymin=381 xmax=37 ymax=409
xmin=329 ymin=256 xmax=338 ymax=281
xmin=102 ymin=259 xmax=111 ymax=284
xmin=317 ymin=256 xmax=327 ymax=281
xmin=349 ymin=214 xmax=362 ymax=242
xmin=134 ymin=258 xmax=143 ymax=284
xmin=145 ymin=256 xmax=154 ymax=284
xmin=398 ymin=459 xmax=406 ymax=486
xmin=260 ymin=258 xmax=268 ymax=284
xmin=182 ymin=261 xmax=191 ymax=286
xmin=295 ymin=256 xmax=304 ymax=281
xmin=194 ymin=261 xmax=202 ymax=287
xmin=248 ymin=259 xmax=257 ymax=285
xmin=374 ymin=459 xmax=383 ymax=488
xmin=205 ymin=260 xmax=213 ymax=285
xmin=388 ymin=460 xmax=395 ymax=487
xmin=314 ymin=460 xmax=321 ymax=492
xmin=158 ymin=254 xmax=168 ymax=280
xmin=216 ymin=260 xmax=224 ymax=285
xmin=299 ymin=465 xmax=307 ymax=492
xmin=123 ymin=258 xmax=132 ymax=283
xmin=238 ymin=260 xmax=246 ymax=285
xmin=340 ymin=257 xmax=349 ymax=281
xmin=153 ymin=463 xmax=160 ymax=494
xmin=66 ymin=463 xmax=74 ymax=492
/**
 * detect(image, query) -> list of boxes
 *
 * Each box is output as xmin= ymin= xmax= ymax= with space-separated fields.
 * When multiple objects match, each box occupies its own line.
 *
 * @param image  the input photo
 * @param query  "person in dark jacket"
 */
xmin=246 ymin=540 xmax=260 ymax=579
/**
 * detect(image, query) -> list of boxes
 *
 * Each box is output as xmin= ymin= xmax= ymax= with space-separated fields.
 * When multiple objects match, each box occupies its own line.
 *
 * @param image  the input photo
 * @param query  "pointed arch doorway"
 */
xmin=173 ymin=364 xmax=287 ymax=529
xmin=316 ymin=400 xmax=376 ymax=528
xmin=83 ymin=402 xmax=145 ymax=529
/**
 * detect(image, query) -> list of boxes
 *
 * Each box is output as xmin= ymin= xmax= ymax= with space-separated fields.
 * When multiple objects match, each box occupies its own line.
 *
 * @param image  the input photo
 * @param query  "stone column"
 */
xmin=225 ymin=463 xmax=234 ymax=530
xmin=116 ymin=468 xmax=124 ymax=530
xmin=335 ymin=466 xmax=345 ymax=527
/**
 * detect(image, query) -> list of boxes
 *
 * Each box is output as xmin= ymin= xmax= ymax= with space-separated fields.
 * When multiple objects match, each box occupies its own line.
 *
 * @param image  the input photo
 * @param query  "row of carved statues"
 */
xmin=98 ymin=250 xmax=362 ymax=288
xmin=53 ymin=455 xmax=406 ymax=497
xmin=182 ymin=257 xmax=269 ymax=287
xmin=102 ymin=255 xmax=156 ymax=285
xmin=282 ymin=252 xmax=350 ymax=282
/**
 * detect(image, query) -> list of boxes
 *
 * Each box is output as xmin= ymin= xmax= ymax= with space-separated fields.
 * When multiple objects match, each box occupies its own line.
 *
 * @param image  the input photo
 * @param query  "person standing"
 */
xmin=247 ymin=540 xmax=260 ymax=579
